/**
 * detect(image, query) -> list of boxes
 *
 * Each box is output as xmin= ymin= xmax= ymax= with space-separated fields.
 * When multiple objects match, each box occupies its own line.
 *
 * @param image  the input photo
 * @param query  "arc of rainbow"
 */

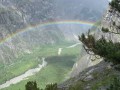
xmin=0 ymin=20 xmax=95 ymax=45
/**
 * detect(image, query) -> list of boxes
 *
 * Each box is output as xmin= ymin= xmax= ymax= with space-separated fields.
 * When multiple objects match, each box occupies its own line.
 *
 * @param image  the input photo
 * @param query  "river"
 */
xmin=0 ymin=43 xmax=81 ymax=89
xmin=0 ymin=58 xmax=47 ymax=89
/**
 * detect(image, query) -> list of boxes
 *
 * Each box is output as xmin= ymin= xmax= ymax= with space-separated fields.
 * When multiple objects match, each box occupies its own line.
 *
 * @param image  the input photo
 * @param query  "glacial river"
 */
xmin=0 ymin=43 xmax=81 ymax=89
xmin=0 ymin=58 xmax=47 ymax=89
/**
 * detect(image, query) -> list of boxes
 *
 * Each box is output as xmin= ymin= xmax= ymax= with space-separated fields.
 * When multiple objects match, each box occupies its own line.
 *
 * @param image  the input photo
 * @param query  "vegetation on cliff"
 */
xmin=25 ymin=81 xmax=58 ymax=90
xmin=109 ymin=0 xmax=120 ymax=12
xmin=79 ymin=29 xmax=120 ymax=65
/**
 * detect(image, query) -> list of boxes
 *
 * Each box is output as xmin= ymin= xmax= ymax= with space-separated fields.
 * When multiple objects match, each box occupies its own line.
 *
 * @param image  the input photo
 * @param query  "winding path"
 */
xmin=66 ymin=43 xmax=81 ymax=48
xmin=58 ymin=43 xmax=81 ymax=55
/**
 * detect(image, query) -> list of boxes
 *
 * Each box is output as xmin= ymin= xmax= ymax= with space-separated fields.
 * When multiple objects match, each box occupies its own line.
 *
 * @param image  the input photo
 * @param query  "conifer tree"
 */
xmin=25 ymin=81 xmax=40 ymax=90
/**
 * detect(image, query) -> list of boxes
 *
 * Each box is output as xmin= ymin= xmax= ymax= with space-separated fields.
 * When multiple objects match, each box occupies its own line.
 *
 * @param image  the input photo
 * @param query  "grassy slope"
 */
xmin=1 ymin=43 xmax=81 ymax=90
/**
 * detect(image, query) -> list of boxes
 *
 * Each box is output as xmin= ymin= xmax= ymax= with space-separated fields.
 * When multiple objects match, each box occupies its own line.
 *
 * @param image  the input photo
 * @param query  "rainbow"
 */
xmin=0 ymin=20 xmax=95 ymax=45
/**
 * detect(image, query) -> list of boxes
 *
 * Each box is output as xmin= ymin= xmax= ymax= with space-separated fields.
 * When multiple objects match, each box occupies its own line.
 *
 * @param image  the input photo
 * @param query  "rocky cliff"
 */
xmin=71 ymin=0 xmax=120 ymax=77
xmin=59 ymin=2 xmax=120 ymax=90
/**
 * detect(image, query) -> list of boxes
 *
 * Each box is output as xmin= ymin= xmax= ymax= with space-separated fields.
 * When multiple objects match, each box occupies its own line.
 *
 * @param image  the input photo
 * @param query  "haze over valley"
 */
xmin=0 ymin=0 xmax=110 ymax=90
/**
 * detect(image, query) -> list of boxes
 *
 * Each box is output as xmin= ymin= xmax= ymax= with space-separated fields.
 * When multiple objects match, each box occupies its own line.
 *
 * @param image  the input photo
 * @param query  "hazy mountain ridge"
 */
xmin=0 ymin=0 xmax=109 ymax=63
xmin=0 ymin=0 xmax=65 ymax=64
xmin=0 ymin=0 xmax=109 ymax=38
xmin=54 ymin=0 xmax=109 ymax=41
xmin=0 ymin=0 xmax=54 ymax=24
xmin=54 ymin=0 xmax=109 ymax=21
xmin=0 ymin=0 xmax=55 ymax=37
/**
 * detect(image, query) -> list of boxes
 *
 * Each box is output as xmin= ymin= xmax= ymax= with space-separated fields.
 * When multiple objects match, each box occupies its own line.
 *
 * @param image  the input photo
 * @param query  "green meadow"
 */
xmin=0 ymin=43 xmax=81 ymax=90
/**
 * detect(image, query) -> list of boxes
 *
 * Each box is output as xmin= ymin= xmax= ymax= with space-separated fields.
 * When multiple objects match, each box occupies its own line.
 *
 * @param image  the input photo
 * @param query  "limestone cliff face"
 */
xmin=60 ymin=5 xmax=120 ymax=90
xmin=101 ymin=5 xmax=120 ymax=42
xmin=71 ymin=4 xmax=120 ymax=78
xmin=72 ymin=6 xmax=120 ymax=76
xmin=102 ymin=6 xmax=120 ymax=33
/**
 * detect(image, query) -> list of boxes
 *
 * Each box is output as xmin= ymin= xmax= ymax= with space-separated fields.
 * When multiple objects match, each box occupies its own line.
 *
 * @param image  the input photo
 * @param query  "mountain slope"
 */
xmin=0 ymin=0 xmax=66 ymax=63
xmin=54 ymin=0 xmax=109 ymax=21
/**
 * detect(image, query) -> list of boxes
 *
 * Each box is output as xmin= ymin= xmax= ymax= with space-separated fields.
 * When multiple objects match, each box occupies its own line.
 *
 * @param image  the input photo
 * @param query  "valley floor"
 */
xmin=0 ymin=42 xmax=81 ymax=90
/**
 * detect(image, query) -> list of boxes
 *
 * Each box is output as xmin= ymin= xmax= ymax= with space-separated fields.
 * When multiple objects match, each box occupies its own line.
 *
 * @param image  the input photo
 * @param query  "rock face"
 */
xmin=59 ymin=61 xmax=115 ymax=90
xmin=0 ymin=0 xmax=55 ymax=38
xmin=102 ymin=6 xmax=120 ymax=33
xmin=0 ymin=0 xmax=54 ymax=25
xmin=71 ymin=3 xmax=120 ymax=77
xmin=0 ymin=7 xmax=26 ymax=39
xmin=60 ymin=3 xmax=120 ymax=90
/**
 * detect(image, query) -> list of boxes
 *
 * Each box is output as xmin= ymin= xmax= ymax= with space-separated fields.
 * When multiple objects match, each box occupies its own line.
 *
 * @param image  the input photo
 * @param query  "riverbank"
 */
xmin=0 ymin=58 xmax=47 ymax=89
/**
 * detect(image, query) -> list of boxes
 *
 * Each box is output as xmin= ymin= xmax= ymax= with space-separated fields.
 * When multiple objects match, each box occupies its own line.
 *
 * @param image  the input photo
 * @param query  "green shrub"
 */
xmin=25 ymin=81 xmax=40 ymax=90
xmin=109 ymin=0 xmax=120 ymax=12
xmin=107 ymin=77 xmax=120 ymax=90
xmin=101 ymin=27 xmax=110 ymax=33
xmin=25 ymin=81 xmax=58 ymax=90
xmin=44 ymin=83 xmax=58 ymax=90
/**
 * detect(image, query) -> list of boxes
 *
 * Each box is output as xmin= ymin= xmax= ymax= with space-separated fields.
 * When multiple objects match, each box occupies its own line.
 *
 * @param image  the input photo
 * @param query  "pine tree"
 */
xmin=109 ymin=0 xmax=120 ymax=12
xmin=45 ymin=83 xmax=58 ymax=90
xmin=25 ymin=81 xmax=40 ymax=90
